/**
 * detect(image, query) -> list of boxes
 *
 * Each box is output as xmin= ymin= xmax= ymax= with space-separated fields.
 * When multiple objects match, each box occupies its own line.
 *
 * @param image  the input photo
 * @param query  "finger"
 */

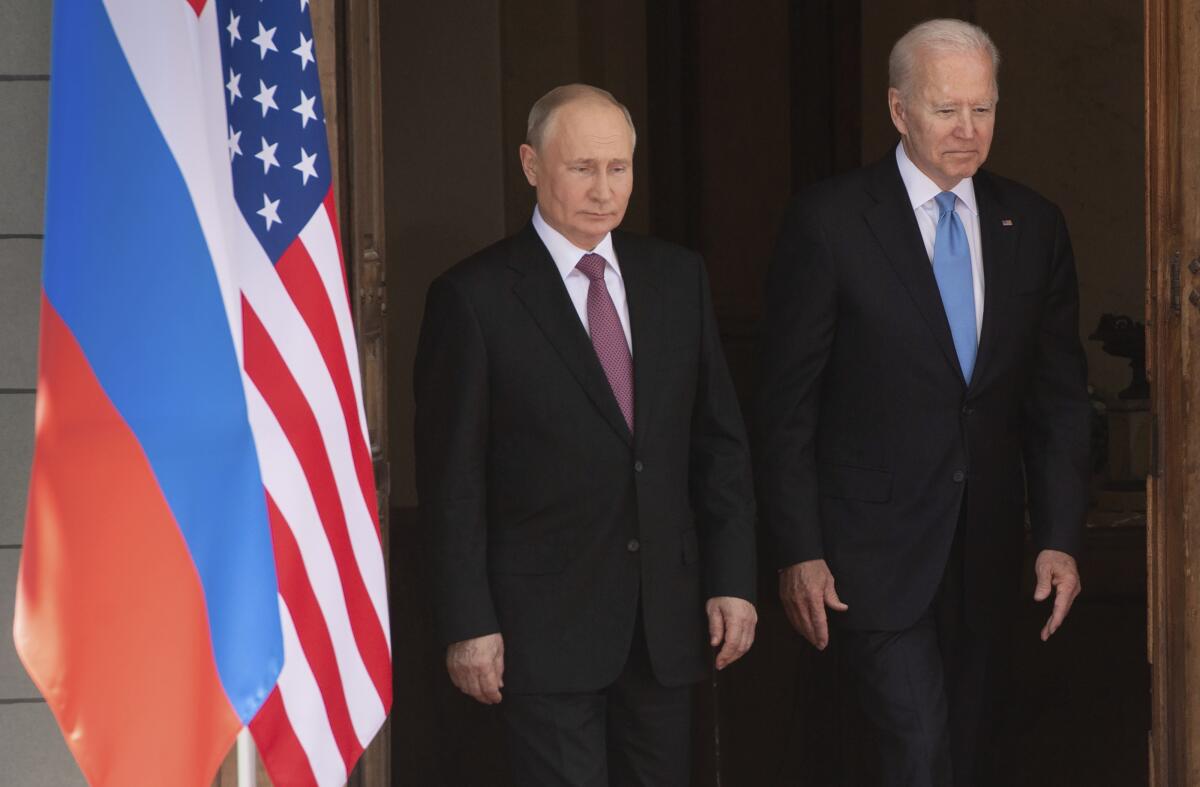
xmin=796 ymin=597 xmax=816 ymax=647
xmin=478 ymin=666 xmax=503 ymax=704
xmin=708 ymin=605 xmax=726 ymax=648
xmin=825 ymin=584 xmax=849 ymax=612
xmin=808 ymin=594 xmax=830 ymax=650
xmin=1033 ymin=565 xmax=1053 ymax=602
xmin=1042 ymin=579 xmax=1079 ymax=641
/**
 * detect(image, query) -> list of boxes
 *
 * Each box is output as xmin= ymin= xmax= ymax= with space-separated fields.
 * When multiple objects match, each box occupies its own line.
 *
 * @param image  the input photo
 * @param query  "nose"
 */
xmin=589 ymin=170 xmax=613 ymax=203
xmin=955 ymin=109 xmax=977 ymax=139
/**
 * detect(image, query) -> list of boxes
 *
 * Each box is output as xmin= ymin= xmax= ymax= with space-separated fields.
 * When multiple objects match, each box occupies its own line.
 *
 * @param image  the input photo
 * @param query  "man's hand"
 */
xmin=706 ymin=596 xmax=758 ymax=670
xmin=1033 ymin=549 xmax=1082 ymax=641
xmin=779 ymin=559 xmax=848 ymax=650
xmin=446 ymin=632 xmax=505 ymax=704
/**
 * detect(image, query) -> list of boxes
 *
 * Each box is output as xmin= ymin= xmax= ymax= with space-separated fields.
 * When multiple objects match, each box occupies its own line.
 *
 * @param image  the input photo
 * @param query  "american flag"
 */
xmin=217 ymin=0 xmax=392 ymax=783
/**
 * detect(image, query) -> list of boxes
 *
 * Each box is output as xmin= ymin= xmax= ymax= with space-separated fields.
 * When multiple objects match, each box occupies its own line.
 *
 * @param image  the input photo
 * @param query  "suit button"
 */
xmin=953 ymin=470 xmax=966 ymax=483
xmin=634 ymin=460 xmax=644 ymax=473
xmin=627 ymin=539 xmax=640 ymax=553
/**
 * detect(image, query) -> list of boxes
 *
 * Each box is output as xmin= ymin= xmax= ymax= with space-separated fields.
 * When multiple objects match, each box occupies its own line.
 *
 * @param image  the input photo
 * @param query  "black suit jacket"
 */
xmin=756 ymin=155 xmax=1090 ymax=631
xmin=414 ymin=224 xmax=756 ymax=693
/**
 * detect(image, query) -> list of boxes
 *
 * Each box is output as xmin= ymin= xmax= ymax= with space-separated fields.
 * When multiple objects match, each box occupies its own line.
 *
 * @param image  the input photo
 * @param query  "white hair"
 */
xmin=526 ymin=83 xmax=637 ymax=152
xmin=889 ymin=19 xmax=1001 ymax=99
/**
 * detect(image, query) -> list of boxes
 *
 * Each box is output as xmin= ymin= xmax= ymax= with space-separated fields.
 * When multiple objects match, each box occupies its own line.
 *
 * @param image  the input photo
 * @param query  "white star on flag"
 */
xmin=293 ymin=91 xmax=317 ymax=128
xmin=253 ymin=80 xmax=278 ymax=117
xmin=252 ymin=22 xmax=278 ymax=60
xmin=256 ymin=193 xmax=281 ymax=230
xmin=228 ymin=126 xmax=242 ymax=162
xmin=301 ymin=0 xmax=310 ymax=11
xmin=255 ymin=137 xmax=280 ymax=174
xmin=293 ymin=33 xmax=315 ymax=71
xmin=293 ymin=148 xmax=318 ymax=185
xmin=226 ymin=69 xmax=241 ymax=105
xmin=227 ymin=11 xmax=241 ymax=46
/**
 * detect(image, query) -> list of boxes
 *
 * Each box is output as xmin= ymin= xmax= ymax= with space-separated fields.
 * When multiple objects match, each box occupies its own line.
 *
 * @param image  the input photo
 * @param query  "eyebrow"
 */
xmin=566 ymin=158 xmax=631 ymax=166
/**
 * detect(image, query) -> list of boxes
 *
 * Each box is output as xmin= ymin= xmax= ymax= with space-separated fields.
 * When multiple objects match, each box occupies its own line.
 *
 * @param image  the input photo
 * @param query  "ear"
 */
xmin=519 ymin=144 xmax=538 ymax=187
xmin=887 ymin=88 xmax=909 ymax=137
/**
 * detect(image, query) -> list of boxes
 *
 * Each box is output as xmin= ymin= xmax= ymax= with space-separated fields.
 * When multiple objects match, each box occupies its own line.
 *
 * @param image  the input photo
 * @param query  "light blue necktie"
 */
xmin=932 ymin=191 xmax=977 ymax=382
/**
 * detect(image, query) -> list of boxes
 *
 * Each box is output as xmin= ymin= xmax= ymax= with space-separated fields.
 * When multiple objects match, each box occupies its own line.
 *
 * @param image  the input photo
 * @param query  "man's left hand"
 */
xmin=1033 ymin=549 xmax=1082 ymax=641
xmin=706 ymin=596 xmax=757 ymax=670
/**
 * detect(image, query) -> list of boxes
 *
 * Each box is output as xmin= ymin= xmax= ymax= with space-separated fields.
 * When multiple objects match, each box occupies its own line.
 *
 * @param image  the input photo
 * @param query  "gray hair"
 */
xmin=526 ymin=83 xmax=637 ymax=151
xmin=889 ymin=19 xmax=1001 ymax=99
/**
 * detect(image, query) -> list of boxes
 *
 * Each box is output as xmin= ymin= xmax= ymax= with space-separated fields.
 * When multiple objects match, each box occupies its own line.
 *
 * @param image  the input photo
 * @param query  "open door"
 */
xmin=1146 ymin=0 xmax=1200 ymax=783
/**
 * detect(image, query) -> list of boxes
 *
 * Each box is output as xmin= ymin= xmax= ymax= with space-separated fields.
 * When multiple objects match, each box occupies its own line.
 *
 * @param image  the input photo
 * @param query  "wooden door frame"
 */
xmin=1146 ymin=0 xmax=1200 ymax=783
xmin=315 ymin=0 xmax=391 ymax=784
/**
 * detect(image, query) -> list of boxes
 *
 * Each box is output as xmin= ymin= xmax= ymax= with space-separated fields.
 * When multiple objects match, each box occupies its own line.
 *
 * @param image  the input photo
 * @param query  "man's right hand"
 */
xmin=446 ymin=632 xmax=505 ymax=704
xmin=779 ymin=559 xmax=849 ymax=650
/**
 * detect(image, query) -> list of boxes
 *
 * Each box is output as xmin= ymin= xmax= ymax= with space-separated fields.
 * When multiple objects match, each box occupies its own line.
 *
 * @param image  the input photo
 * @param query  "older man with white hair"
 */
xmin=757 ymin=18 xmax=1090 ymax=786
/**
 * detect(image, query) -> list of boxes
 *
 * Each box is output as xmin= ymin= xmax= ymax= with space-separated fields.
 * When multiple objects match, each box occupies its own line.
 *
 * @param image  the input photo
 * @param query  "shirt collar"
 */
xmin=532 ymin=206 xmax=621 ymax=282
xmin=894 ymin=142 xmax=978 ymax=216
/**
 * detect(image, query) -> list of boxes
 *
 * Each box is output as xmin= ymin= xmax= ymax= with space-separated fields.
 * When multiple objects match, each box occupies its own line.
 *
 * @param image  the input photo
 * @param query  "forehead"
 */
xmin=545 ymin=100 xmax=633 ymax=153
xmin=914 ymin=48 xmax=996 ymax=100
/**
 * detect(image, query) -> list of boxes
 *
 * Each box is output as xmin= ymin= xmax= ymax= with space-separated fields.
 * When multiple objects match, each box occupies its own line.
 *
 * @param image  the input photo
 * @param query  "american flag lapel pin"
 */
xmin=1001 ymin=219 xmax=1014 ymax=227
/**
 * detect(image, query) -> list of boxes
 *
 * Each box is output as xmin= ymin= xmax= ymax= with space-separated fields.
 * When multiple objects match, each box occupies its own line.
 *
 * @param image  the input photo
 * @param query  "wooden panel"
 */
xmin=1146 ymin=0 xmax=1200 ymax=783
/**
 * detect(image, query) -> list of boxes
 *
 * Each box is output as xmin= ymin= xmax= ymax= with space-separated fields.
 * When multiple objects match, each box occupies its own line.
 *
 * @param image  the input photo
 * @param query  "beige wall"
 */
xmin=861 ymin=2 xmax=1145 ymax=399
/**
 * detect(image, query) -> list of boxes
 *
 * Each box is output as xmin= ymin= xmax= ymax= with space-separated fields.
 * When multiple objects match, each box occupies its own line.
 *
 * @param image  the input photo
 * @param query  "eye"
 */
xmin=610 ymin=165 xmax=627 ymax=174
xmin=974 ymin=106 xmax=994 ymax=115
xmin=936 ymin=109 xmax=954 ymax=116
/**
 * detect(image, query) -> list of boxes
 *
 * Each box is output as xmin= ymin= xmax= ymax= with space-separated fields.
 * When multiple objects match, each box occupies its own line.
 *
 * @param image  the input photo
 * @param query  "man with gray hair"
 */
xmin=415 ymin=83 xmax=758 ymax=785
xmin=757 ymin=18 xmax=1089 ymax=785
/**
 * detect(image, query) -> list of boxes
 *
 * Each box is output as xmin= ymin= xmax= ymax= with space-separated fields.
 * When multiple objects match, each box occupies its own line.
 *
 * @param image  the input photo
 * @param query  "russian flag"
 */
xmin=13 ymin=1 xmax=390 ymax=784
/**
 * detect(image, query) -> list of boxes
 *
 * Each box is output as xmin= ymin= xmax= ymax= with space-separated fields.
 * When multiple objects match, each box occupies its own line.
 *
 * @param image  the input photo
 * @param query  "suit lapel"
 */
xmin=614 ymin=232 xmax=663 ymax=454
xmin=862 ymin=158 xmax=966 ymax=386
xmin=509 ymin=224 xmax=633 ymax=446
xmin=970 ymin=171 xmax=1019 ymax=392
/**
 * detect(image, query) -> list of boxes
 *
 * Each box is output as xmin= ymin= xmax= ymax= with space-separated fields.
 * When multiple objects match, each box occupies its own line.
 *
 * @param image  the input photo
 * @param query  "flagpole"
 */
xmin=237 ymin=728 xmax=257 ymax=787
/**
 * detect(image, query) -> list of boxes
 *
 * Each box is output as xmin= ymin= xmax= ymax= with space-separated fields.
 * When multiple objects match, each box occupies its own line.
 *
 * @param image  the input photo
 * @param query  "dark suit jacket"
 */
xmin=756 ymin=154 xmax=1091 ymax=632
xmin=414 ymin=224 xmax=756 ymax=693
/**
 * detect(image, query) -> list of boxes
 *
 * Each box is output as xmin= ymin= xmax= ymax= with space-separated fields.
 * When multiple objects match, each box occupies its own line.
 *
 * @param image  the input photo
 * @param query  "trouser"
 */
xmin=841 ymin=510 xmax=1011 ymax=787
xmin=500 ymin=610 xmax=693 ymax=786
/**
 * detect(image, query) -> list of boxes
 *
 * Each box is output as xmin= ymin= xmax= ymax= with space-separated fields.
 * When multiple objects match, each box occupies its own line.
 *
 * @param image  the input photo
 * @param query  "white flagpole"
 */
xmin=237 ymin=728 xmax=257 ymax=787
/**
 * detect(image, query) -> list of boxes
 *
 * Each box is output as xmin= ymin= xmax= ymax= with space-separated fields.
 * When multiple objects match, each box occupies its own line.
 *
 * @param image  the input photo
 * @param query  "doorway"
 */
xmin=347 ymin=0 xmax=1167 ymax=783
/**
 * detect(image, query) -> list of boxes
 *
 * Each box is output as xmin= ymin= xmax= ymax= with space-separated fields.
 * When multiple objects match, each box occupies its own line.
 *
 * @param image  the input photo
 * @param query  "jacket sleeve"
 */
xmin=754 ymin=196 xmax=838 ymax=569
xmin=688 ymin=255 xmax=759 ymax=603
xmin=1021 ymin=208 xmax=1091 ymax=557
xmin=413 ymin=274 xmax=500 ymax=646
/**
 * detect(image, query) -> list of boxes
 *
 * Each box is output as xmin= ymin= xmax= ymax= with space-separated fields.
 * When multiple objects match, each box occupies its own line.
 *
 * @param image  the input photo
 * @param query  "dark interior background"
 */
xmin=378 ymin=1 xmax=1148 ymax=784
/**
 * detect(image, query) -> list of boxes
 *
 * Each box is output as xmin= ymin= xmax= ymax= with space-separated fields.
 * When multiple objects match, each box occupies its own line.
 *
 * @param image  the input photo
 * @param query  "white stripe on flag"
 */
xmin=276 ymin=598 xmax=347 ymax=787
xmin=241 ymin=240 xmax=390 ymax=640
xmin=246 ymin=380 xmax=386 ymax=744
xmin=298 ymin=206 xmax=372 ymax=454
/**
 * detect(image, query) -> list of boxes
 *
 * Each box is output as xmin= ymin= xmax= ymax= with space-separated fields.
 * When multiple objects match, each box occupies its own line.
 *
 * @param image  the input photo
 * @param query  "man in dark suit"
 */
xmin=414 ymin=84 xmax=758 ymax=786
xmin=756 ymin=19 xmax=1090 ymax=786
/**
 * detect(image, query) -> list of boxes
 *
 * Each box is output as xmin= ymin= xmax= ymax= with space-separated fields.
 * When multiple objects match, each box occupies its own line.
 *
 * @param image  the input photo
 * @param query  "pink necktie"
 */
xmin=576 ymin=253 xmax=634 ymax=432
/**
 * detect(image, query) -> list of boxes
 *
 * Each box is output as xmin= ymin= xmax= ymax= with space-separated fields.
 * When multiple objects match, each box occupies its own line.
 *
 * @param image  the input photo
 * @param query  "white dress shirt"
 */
xmin=532 ymin=206 xmax=634 ymax=353
xmin=895 ymin=142 xmax=985 ymax=340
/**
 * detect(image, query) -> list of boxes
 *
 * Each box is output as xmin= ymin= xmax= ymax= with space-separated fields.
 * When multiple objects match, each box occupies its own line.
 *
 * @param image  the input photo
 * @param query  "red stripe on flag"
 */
xmin=264 ymin=493 xmax=364 ymax=771
xmin=185 ymin=0 xmax=206 ymax=16
xmin=277 ymin=239 xmax=380 ymax=542
xmin=15 ymin=296 xmax=240 ymax=786
xmin=242 ymin=297 xmax=392 ymax=705
xmin=250 ymin=688 xmax=320 ymax=787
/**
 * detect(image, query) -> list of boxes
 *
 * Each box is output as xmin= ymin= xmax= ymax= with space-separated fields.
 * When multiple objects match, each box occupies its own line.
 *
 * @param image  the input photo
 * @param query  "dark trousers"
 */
xmin=500 ymin=613 xmax=693 ymax=786
xmin=842 ymin=516 xmax=1009 ymax=787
